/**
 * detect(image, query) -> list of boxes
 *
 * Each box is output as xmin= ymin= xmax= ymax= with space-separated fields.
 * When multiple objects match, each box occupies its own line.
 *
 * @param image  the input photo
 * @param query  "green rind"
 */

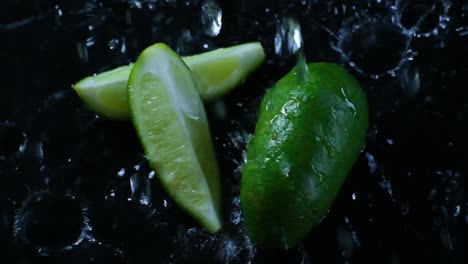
xmin=73 ymin=42 xmax=265 ymax=120
xmin=128 ymin=43 xmax=222 ymax=233
xmin=240 ymin=63 xmax=369 ymax=249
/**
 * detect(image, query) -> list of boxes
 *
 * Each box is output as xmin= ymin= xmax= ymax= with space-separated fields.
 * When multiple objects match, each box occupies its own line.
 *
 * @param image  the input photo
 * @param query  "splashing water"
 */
xmin=332 ymin=16 xmax=414 ymax=79
xmin=392 ymin=0 xmax=452 ymax=38
xmin=13 ymin=191 xmax=93 ymax=255
xmin=275 ymin=16 xmax=304 ymax=58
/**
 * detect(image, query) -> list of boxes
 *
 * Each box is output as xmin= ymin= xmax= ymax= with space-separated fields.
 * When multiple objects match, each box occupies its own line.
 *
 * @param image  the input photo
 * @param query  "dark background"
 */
xmin=0 ymin=0 xmax=467 ymax=263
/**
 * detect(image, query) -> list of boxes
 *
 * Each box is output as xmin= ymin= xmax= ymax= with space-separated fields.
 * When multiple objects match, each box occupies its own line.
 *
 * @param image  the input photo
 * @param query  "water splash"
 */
xmin=296 ymin=52 xmax=310 ymax=84
xmin=13 ymin=191 xmax=93 ymax=255
xmin=332 ymin=16 xmax=414 ymax=79
xmin=1 ymin=0 xmax=466 ymax=262
xmin=392 ymin=0 xmax=452 ymax=38
xmin=228 ymin=129 xmax=252 ymax=176
xmin=171 ymin=197 xmax=256 ymax=263
xmin=275 ymin=16 xmax=304 ymax=58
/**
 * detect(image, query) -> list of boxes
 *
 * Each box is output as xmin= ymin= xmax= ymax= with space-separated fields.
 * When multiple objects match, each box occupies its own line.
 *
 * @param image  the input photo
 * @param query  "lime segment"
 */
xmin=128 ymin=43 xmax=222 ymax=233
xmin=183 ymin=42 xmax=265 ymax=100
xmin=73 ymin=42 xmax=265 ymax=120
xmin=72 ymin=65 xmax=132 ymax=120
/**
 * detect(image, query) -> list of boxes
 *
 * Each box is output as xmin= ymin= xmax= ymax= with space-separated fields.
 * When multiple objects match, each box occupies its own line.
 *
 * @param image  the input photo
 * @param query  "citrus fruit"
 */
xmin=73 ymin=42 xmax=265 ymax=120
xmin=240 ymin=63 xmax=368 ymax=249
xmin=128 ymin=43 xmax=222 ymax=232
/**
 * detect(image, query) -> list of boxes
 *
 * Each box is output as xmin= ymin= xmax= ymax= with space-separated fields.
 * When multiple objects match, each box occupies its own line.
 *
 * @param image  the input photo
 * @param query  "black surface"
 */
xmin=1 ymin=0 xmax=467 ymax=263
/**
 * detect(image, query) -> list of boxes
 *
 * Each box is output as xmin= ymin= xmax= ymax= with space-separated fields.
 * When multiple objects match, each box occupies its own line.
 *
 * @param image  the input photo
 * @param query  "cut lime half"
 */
xmin=128 ymin=43 xmax=222 ymax=232
xmin=73 ymin=42 xmax=265 ymax=120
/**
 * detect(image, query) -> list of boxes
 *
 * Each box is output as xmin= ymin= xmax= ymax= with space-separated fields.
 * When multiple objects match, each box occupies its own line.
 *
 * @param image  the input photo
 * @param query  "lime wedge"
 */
xmin=128 ymin=43 xmax=222 ymax=232
xmin=73 ymin=65 xmax=132 ymax=120
xmin=73 ymin=42 xmax=265 ymax=120
xmin=183 ymin=42 xmax=265 ymax=100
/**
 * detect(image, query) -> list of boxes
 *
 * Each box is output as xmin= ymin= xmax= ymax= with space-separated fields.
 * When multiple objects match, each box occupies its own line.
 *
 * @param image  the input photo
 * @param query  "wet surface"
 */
xmin=0 ymin=0 xmax=467 ymax=263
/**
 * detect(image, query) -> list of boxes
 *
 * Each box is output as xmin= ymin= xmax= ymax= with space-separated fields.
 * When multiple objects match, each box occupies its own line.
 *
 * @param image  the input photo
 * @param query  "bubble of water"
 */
xmin=333 ymin=17 xmax=413 ymax=79
xmin=13 ymin=191 xmax=90 ymax=253
xmin=200 ymin=0 xmax=222 ymax=37
xmin=393 ymin=0 xmax=452 ymax=38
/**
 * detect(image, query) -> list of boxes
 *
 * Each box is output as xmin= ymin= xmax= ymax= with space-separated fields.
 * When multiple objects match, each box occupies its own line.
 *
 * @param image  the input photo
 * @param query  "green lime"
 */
xmin=73 ymin=42 xmax=265 ymax=120
xmin=128 ymin=43 xmax=222 ymax=233
xmin=240 ymin=63 xmax=368 ymax=249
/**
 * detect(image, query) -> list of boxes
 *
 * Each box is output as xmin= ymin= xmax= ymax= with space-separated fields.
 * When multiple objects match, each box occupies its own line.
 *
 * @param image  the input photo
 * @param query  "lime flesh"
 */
xmin=128 ymin=43 xmax=222 ymax=232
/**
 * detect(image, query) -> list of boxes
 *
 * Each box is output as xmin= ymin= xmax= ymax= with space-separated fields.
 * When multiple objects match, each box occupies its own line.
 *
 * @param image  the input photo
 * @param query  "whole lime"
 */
xmin=240 ymin=63 xmax=368 ymax=249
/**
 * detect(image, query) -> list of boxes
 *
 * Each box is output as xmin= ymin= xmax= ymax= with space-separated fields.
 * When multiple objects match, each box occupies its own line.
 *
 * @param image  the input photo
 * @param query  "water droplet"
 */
xmin=324 ymin=137 xmax=337 ymax=158
xmin=117 ymin=168 xmax=126 ymax=177
xmin=85 ymin=37 xmax=95 ymax=47
xmin=379 ymin=176 xmax=393 ymax=197
xmin=200 ymin=0 xmax=222 ymax=37
xmin=455 ymin=26 xmax=468 ymax=37
xmin=275 ymin=16 xmax=303 ymax=57
xmin=129 ymin=0 xmax=143 ymax=9
xmin=400 ymin=63 xmax=421 ymax=96
xmin=76 ymin=42 xmax=89 ymax=63
xmin=454 ymin=205 xmax=461 ymax=216
xmin=130 ymin=173 xmax=152 ymax=206
xmin=54 ymin=5 xmax=63 ymax=17
xmin=228 ymin=130 xmax=251 ymax=150
xmin=296 ymin=52 xmax=309 ymax=83
xmin=341 ymin=88 xmax=357 ymax=116
xmin=297 ymin=242 xmax=311 ymax=264
xmin=365 ymin=152 xmax=378 ymax=174
xmin=185 ymin=112 xmax=200 ymax=120
xmin=107 ymin=38 xmax=119 ymax=50
xmin=336 ymin=225 xmax=358 ymax=259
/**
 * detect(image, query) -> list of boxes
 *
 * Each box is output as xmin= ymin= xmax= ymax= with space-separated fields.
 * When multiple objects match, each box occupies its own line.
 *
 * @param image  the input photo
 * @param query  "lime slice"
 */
xmin=72 ymin=65 xmax=132 ymax=120
xmin=73 ymin=42 xmax=265 ymax=120
xmin=183 ymin=42 xmax=265 ymax=100
xmin=128 ymin=43 xmax=222 ymax=232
